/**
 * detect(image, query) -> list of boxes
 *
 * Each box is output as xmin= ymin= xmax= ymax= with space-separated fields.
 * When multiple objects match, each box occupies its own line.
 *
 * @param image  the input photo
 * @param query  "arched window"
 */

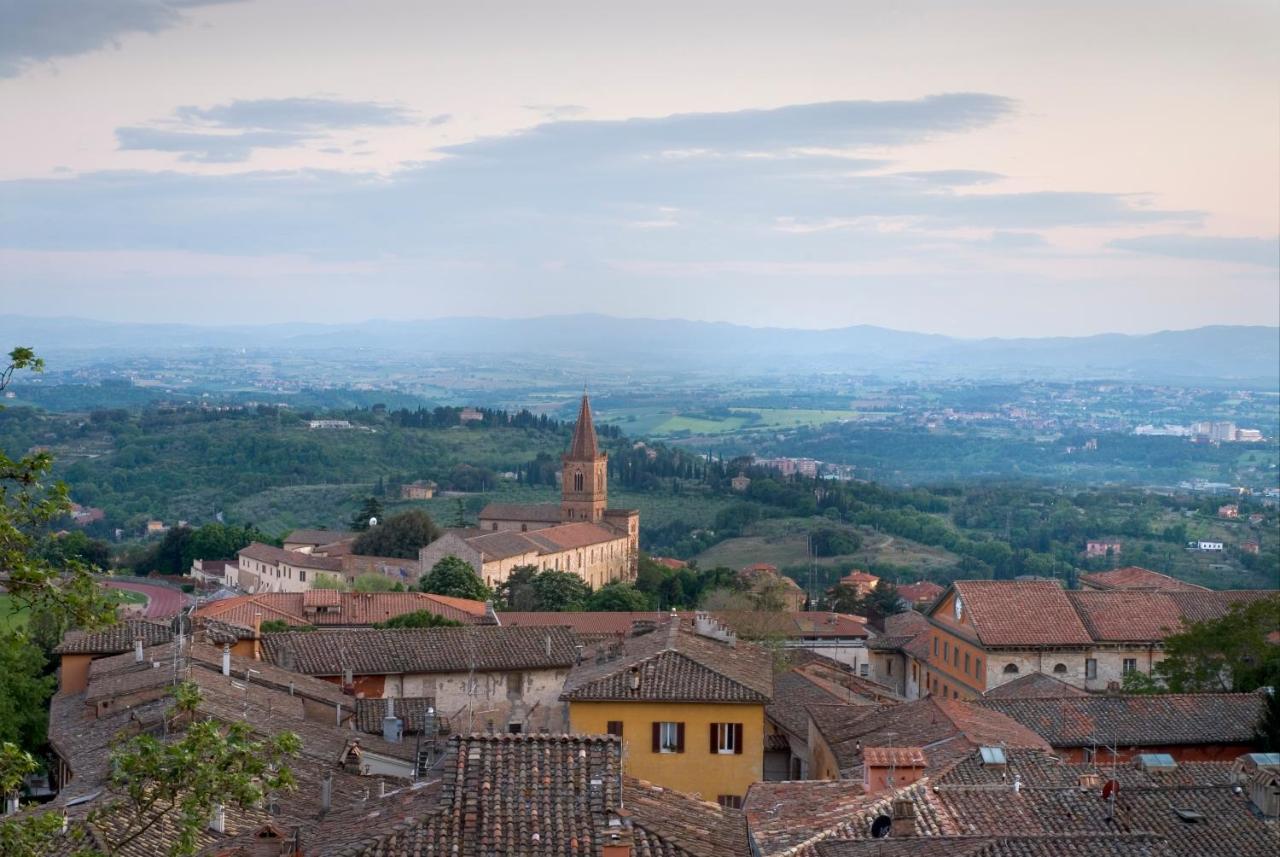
xmin=1053 ymin=663 xmax=1068 ymax=674
xmin=1003 ymin=663 xmax=1019 ymax=674
xmin=574 ymin=471 xmax=584 ymax=491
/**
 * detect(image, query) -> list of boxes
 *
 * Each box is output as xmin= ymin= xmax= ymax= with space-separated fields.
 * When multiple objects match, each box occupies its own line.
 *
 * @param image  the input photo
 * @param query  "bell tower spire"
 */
xmin=562 ymin=392 xmax=607 ymax=523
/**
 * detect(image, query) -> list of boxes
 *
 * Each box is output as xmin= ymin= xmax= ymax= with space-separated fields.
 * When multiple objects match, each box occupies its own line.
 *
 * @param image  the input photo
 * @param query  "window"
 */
xmin=710 ymin=723 xmax=743 ymax=755
xmin=574 ymin=471 xmax=584 ymax=491
xmin=912 ymin=664 xmax=918 ymax=682
xmin=653 ymin=722 xmax=684 ymax=754
xmin=1086 ymin=658 xmax=1097 ymax=679
xmin=953 ymin=648 xmax=959 ymax=667
xmin=886 ymin=660 xmax=893 ymax=676
xmin=299 ymin=570 xmax=306 ymax=582
xmin=964 ymin=653 xmax=970 ymax=674
xmin=859 ymin=663 xmax=869 ymax=677
xmin=1053 ymin=663 xmax=1067 ymax=674
xmin=717 ymin=795 xmax=743 ymax=809
xmin=943 ymin=641 xmax=949 ymax=661
xmin=607 ymin=721 xmax=624 ymax=738
xmin=507 ymin=723 xmax=522 ymax=734
xmin=933 ymin=637 xmax=939 ymax=656
xmin=491 ymin=522 xmax=498 ymax=531
xmin=1003 ymin=663 xmax=1019 ymax=674
xmin=1123 ymin=658 xmax=1138 ymax=675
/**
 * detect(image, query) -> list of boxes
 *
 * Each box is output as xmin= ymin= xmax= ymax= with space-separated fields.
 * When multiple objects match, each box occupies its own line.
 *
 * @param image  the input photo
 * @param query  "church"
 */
xmin=417 ymin=394 xmax=639 ymax=590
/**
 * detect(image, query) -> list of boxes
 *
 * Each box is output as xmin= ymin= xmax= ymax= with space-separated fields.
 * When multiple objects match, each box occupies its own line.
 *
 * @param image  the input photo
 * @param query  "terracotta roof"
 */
xmin=766 ymin=671 xmax=854 ymax=738
xmin=1066 ymin=591 xmax=1187 ymax=641
xmin=1166 ymin=590 xmax=1278 ymax=623
xmin=944 ymin=581 xmax=1094 ymax=647
xmin=980 ymin=672 xmax=1089 ymax=700
xmin=523 ymin=521 xmax=625 ymax=551
xmin=260 ymin=625 xmax=579 ymax=676
xmin=238 ymin=541 xmax=344 ymax=571
xmin=466 ymin=529 xmax=545 ymax=560
xmin=811 ymin=697 xmax=1050 ymax=777
xmin=497 ymin=610 xmax=678 ymax=636
xmin=842 ymin=571 xmax=880 ymax=584
xmin=303 ymin=588 xmax=341 ymax=608
xmin=193 ymin=591 xmax=486 ymax=627
xmin=53 ymin=619 xmax=173 ymax=654
xmin=567 ymin=392 xmax=602 ymax=460
xmin=742 ymin=562 xmax=780 ymax=573
xmin=354 ymin=697 xmax=438 ymax=734
xmin=1079 ymin=567 xmax=1208 ymax=592
xmin=284 ymin=528 xmax=356 ymax=546
xmin=862 ymin=747 xmax=927 ymax=767
xmin=335 ymin=734 xmax=745 ymax=857
xmin=817 ymin=834 xmax=1175 ymax=857
xmin=896 ymin=581 xmax=945 ymax=603
xmin=478 ymin=502 xmax=563 ymax=523
xmin=973 ymin=693 xmax=1267 ymax=747
xmin=561 ymin=622 xmax=773 ymax=704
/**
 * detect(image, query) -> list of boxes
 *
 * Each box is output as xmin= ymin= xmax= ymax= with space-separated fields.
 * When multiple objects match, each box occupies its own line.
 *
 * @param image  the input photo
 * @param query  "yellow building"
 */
xmin=560 ymin=615 xmax=773 ymax=807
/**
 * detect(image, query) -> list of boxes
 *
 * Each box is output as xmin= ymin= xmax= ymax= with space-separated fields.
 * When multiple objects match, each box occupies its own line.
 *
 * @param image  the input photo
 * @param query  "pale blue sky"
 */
xmin=0 ymin=0 xmax=1276 ymax=335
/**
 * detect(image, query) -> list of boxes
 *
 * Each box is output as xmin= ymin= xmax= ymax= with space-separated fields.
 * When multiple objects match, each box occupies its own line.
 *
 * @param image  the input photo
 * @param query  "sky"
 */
xmin=0 ymin=0 xmax=1277 ymax=337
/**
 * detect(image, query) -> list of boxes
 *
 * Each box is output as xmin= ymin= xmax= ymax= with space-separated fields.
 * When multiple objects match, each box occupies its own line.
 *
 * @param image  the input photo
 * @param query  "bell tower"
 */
xmin=562 ymin=393 xmax=607 ymax=523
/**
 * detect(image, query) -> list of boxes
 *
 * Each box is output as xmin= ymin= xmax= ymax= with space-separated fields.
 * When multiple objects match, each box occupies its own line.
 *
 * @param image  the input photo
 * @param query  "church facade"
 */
xmin=418 ymin=394 xmax=639 ymax=590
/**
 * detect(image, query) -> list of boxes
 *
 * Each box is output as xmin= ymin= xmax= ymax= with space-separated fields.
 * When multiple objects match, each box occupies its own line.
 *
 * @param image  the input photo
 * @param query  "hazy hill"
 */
xmin=2 ymin=314 xmax=1276 ymax=385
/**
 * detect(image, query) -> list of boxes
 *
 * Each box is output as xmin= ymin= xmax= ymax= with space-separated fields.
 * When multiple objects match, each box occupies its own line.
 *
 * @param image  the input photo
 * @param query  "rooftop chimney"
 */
xmin=222 ymin=643 xmax=231 ymax=677
xmin=134 ymin=638 xmax=145 ymax=663
xmin=482 ymin=601 xmax=500 ymax=625
xmin=628 ymin=666 xmax=641 ymax=692
xmin=383 ymin=698 xmax=403 ymax=743
xmin=320 ymin=773 xmax=333 ymax=814
xmin=890 ymin=796 xmax=916 ymax=838
xmin=209 ymin=804 xmax=226 ymax=834
xmin=545 ymin=633 xmax=552 ymax=657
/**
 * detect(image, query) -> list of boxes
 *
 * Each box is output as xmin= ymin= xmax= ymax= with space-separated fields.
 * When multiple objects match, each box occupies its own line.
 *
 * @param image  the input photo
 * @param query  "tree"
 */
xmin=350 ymin=496 xmax=385 ymax=531
xmin=352 ymin=510 xmax=440 ymax=559
xmin=94 ymin=683 xmax=300 ymax=856
xmin=0 ymin=742 xmax=72 ymax=856
xmin=0 ymin=347 xmax=115 ymax=629
xmin=530 ymin=570 xmax=591 ymax=612
xmin=418 ymin=556 xmax=489 ymax=601
xmin=377 ymin=610 xmax=462 ymax=629
xmin=310 ymin=573 xmax=345 ymax=590
xmin=497 ymin=565 xmax=540 ymax=611
xmin=810 ymin=527 xmax=862 ymax=557
xmin=0 ymin=632 xmax=56 ymax=755
xmin=352 ymin=572 xmax=399 ymax=592
xmin=1256 ymin=689 xmax=1279 ymax=752
xmin=1125 ymin=595 xmax=1280 ymax=693
xmin=585 ymin=582 xmax=652 ymax=612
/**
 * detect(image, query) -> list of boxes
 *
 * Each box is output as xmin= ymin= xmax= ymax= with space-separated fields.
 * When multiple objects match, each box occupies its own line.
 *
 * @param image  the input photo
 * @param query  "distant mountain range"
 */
xmin=2 ymin=314 xmax=1277 ymax=385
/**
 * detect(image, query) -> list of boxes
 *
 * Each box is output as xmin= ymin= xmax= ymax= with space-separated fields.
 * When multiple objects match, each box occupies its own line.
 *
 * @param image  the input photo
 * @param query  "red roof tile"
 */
xmin=945 ymin=581 xmax=1093 ymax=647
xmin=1079 ymin=567 xmax=1208 ymax=592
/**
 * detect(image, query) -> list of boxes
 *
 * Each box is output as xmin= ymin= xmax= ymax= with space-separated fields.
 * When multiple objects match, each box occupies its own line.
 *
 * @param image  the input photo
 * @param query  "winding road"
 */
xmin=102 ymin=579 xmax=190 ymax=619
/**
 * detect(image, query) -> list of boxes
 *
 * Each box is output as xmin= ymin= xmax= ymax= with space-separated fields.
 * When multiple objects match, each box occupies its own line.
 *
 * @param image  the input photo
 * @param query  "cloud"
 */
xmin=0 ymin=0 xmax=240 ymax=78
xmin=115 ymin=127 xmax=313 ymax=162
xmin=2 ymin=95 xmax=1203 ymax=268
xmin=428 ymin=113 xmax=452 ymax=127
xmin=1108 ymin=234 xmax=1279 ymax=268
xmin=173 ymin=97 xmax=417 ymax=131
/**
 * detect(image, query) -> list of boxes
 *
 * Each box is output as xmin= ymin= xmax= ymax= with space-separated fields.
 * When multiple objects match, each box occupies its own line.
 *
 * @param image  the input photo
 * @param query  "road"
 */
xmin=102 ymin=579 xmax=190 ymax=619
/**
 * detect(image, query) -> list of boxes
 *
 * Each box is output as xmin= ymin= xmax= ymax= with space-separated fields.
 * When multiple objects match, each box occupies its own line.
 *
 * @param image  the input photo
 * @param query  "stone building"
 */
xmin=420 ymin=393 xmax=639 ymax=589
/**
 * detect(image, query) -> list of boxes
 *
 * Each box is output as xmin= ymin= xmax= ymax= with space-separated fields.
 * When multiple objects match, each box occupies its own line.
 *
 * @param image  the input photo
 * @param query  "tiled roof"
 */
xmin=842 ymin=571 xmax=879 ymax=584
xmin=766 ymin=671 xmax=852 ymax=738
xmin=1079 ymin=567 xmax=1207 ymax=592
xmin=523 ymin=521 xmax=626 ymax=551
xmin=193 ymin=591 xmax=486 ymax=627
xmin=478 ymin=502 xmax=563 ymax=522
xmin=53 ymin=619 xmax=173 ymax=654
xmin=716 ymin=611 xmax=870 ymax=640
xmin=260 ymin=625 xmax=579 ymax=675
xmin=973 ymin=693 xmax=1266 ymax=747
xmin=561 ymin=623 xmax=773 ymax=704
xmin=1166 ymin=590 xmax=1278 ymax=623
xmin=816 ymin=834 xmax=1175 ymax=857
xmin=284 ymin=528 xmax=356 ymax=546
xmin=498 ymin=610 xmax=679 ymax=635
xmin=303 ymin=588 xmax=342 ymax=608
xmin=947 ymin=581 xmax=1093 ymax=647
xmin=466 ymin=529 xmax=544 ymax=560
xmin=980 ymin=672 xmax=1089 ymax=699
xmin=811 ymin=697 xmax=1050 ymax=777
xmin=355 ymin=697 xmax=438 ymax=734
xmin=336 ymin=734 xmax=746 ymax=857
xmin=932 ymin=748 xmax=1237 ymax=790
xmin=896 ymin=581 xmax=945 ymax=603
xmin=239 ymin=541 xmax=345 ymax=571
xmin=1066 ymin=591 xmax=1187 ymax=641
xmin=862 ymin=747 xmax=927 ymax=767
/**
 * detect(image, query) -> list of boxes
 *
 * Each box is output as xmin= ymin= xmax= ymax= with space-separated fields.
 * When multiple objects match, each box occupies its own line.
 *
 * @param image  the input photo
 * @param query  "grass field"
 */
xmin=597 ymin=406 xmax=887 ymax=439
xmin=694 ymin=516 xmax=958 ymax=573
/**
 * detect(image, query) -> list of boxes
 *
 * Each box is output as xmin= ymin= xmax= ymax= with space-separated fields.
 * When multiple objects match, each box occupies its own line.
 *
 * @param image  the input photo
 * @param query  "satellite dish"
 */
xmin=1102 ymin=779 xmax=1119 ymax=801
xmin=870 ymin=815 xmax=892 ymax=838
xmin=369 ymin=516 xmax=378 ymax=527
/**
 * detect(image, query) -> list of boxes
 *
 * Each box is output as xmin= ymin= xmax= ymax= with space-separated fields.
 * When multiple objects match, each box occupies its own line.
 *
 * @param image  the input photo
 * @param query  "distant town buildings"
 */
xmin=308 ymin=419 xmax=353 ymax=429
xmin=731 ymin=473 xmax=752 ymax=492
xmin=1136 ymin=421 xmax=1265 ymax=443
xmin=458 ymin=406 xmax=484 ymax=423
xmin=399 ymin=479 xmax=437 ymax=500
xmin=1219 ymin=503 xmax=1240 ymax=519
xmin=1085 ymin=539 xmax=1122 ymax=558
